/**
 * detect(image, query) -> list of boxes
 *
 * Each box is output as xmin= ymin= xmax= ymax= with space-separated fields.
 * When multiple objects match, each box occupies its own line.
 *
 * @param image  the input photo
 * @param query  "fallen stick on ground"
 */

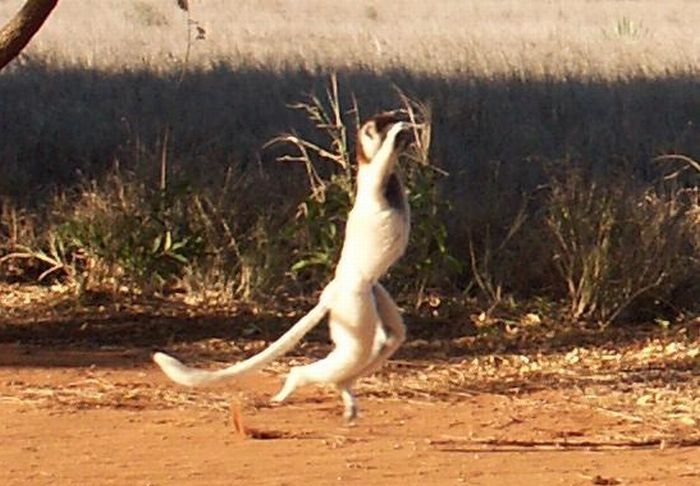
xmin=430 ymin=435 xmax=700 ymax=452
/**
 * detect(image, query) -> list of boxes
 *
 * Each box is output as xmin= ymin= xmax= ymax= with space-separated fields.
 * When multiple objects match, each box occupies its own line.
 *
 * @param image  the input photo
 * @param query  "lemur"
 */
xmin=154 ymin=112 xmax=414 ymax=420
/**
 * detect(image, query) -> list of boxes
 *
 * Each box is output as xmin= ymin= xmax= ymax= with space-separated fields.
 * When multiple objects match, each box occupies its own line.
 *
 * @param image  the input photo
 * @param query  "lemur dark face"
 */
xmin=356 ymin=111 xmax=412 ymax=165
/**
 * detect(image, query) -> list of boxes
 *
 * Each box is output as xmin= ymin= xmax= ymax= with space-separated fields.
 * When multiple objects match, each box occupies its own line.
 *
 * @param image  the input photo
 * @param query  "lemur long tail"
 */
xmin=153 ymin=301 xmax=329 ymax=387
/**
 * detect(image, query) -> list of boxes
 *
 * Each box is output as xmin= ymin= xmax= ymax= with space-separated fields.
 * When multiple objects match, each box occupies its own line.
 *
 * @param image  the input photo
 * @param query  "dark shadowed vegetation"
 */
xmin=0 ymin=0 xmax=697 ymax=326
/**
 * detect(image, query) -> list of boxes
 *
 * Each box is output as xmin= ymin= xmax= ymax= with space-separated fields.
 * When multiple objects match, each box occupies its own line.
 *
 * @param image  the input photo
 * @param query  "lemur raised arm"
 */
xmin=154 ymin=112 xmax=414 ymax=420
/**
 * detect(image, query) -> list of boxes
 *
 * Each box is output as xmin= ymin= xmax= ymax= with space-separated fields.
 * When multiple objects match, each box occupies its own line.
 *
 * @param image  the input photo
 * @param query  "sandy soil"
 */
xmin=1 ymin=285 xmax=698 ymax=485
xmin=1 ymin=344 xmax=698 ymax=486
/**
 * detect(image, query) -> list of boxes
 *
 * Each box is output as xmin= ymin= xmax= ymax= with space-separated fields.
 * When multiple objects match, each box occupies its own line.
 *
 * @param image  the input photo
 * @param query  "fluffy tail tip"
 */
xmin=152 ymin=351 xmax=199 ymax=386
xmin=152 ymin=351 xmax=178 ymax=368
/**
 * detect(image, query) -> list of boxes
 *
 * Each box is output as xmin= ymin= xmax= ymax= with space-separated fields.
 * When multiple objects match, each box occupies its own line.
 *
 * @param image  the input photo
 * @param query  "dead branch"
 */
xmin=0 ymin=0 xmax=59 ymax=71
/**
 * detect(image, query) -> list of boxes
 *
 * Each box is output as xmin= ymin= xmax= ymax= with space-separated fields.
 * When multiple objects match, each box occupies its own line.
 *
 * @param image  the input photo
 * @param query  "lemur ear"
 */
xmin=363 ymin=120 xmax=378 ymax=137
xmin=357 ymin=120 xmax=380 ymax=165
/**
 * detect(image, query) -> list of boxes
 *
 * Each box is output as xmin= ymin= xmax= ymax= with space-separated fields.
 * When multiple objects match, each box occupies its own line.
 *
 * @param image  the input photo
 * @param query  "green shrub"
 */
xmin=268 ymin=77 xmax=460 ymax=302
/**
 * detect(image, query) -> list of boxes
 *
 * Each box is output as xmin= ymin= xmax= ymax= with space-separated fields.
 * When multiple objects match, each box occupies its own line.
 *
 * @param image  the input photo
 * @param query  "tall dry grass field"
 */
xmin=0 ymin=0 xmax=698 ymax=323
xmin=3 ymin=0 xmax=699 ymax=74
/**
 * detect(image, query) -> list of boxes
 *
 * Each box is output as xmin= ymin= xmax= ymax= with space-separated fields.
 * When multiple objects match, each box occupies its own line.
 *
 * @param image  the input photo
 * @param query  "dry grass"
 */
xmin=3 ymin=334 xmax=698 ymax=442
xmin=0 ymin=280 xmax=697 ymax=450
xmin=0 ymin=0 xmax=698 ymax=322
xmin=4 ymin=0 xmax=698 ymax=76
xmin=1 ymin=374 xmax=237 ymax=411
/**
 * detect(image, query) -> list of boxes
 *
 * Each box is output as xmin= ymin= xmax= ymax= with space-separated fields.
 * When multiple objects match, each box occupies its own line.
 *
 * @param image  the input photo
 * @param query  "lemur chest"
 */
xmin=337 ymin=199 xmax=410 ymax=281
xmin=349 ymin=205 xmax=409 ymax=245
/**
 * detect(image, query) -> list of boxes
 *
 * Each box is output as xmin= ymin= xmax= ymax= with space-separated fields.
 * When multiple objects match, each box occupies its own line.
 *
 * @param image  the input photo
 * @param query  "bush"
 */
xmin=545 ymin=168 xmax=698 ymax=323
xmin=267 ymin=77 xmax=460 ymax=303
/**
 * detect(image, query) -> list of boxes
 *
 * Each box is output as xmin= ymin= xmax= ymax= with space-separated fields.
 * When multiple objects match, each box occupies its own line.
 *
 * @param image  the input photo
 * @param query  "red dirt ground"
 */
xmin=1 ymin=286 xmax=698 ymax=485
xmin=1 ymin=345 xmax=698 ymax=486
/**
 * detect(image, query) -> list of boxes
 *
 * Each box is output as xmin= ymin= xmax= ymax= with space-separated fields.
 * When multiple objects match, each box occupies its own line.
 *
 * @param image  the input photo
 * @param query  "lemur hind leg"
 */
xmin=335 ymin=284 xmax=406 ymax=421
xmin=270 ymin=343 xmax=374 ymax=405
xmin=332 ymin=320 xmax=386 ymax=422
xmin=271 ymin=288 xmax=379 ymax=408
xmin=349 ymin=283 xmax=406 ymax=380
xmin=340 ymin=386 xmax=359 ymax=422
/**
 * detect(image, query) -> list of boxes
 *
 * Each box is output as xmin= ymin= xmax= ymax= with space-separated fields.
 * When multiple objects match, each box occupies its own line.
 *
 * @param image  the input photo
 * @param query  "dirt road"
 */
xmin=1 ymin=344 xmax=698 ymax=486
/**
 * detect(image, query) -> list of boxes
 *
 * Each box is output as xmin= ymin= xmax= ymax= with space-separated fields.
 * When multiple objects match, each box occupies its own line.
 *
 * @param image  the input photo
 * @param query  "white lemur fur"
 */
xmin=153 ymin=112 xmax=414 ymax=420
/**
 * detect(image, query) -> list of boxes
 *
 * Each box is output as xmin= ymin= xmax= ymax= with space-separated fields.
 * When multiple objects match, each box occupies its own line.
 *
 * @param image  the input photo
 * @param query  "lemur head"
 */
xmin=356 ymin=111 xmax=413 ymax=165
